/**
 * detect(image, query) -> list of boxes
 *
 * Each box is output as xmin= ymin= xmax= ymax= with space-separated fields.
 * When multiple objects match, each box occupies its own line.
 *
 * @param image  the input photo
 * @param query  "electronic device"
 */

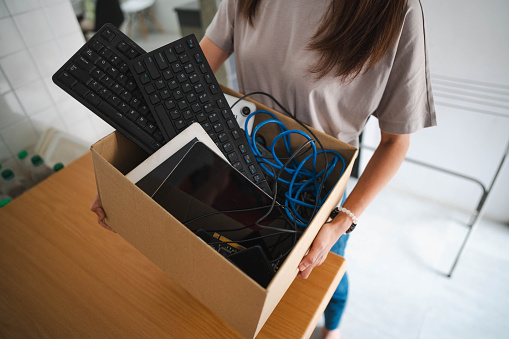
xmin=52 ymin=24 xmax=165 ymax=154
xmin=127 ymin=35 xmax=272 ymax=193
xmin=223 ymin=93 xmax=256 ymax=135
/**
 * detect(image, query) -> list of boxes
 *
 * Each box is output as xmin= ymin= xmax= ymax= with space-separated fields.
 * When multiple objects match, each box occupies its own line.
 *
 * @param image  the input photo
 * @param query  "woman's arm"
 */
xmin=297 ymin=130 xmax=410 ymax=279
xmin=200 ymin=36 xmax=232 ymax=74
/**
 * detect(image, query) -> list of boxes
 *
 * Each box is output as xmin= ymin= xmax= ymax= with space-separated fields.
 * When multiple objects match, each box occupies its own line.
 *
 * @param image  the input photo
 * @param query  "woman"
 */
xmin=200 ymin=0 xmax=435 ymax=337
xmin=92 ymin=0 xmax=435 ymax=337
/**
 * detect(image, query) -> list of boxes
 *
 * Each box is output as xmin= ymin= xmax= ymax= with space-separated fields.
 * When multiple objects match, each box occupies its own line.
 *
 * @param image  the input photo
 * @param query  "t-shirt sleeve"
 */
xmin=374 ymin=0 xmax=437 ymax=134
xmin=204 ymin=0 xmax=236 ymax=53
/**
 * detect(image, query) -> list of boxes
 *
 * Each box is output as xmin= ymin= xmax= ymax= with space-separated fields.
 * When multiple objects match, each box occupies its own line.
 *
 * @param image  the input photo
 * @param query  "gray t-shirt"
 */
xmin=205 ymin=0 xmax=436 ymax=147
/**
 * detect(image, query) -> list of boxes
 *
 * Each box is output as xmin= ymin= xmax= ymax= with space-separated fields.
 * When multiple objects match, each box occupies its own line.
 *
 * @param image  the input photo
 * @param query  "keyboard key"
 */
xmin=194 ymin=53 xmax=202 ymax=63
xmin=149 ymin=94 xmax=160 ymax=104
xmin=184 ymin=63 xmax=194 ymax=73
xmin=111 ymin=83 xmax=123 ymax=95
xmin=178 ymin=100 xmax=188 ymax=110
xmin=136 ymin=116 xmax=148 ymax=128
xmin=117 ymin=41 xmax=129 ymax=53
xmin=239 ymin=144 xmax=247 ymax=154
xmin=182 ymin=83 xmax=192 ymax=93
xmin=126 ymin=49 xmax=139 ymax=59
xmin=164 ymin=47 xmax=178 ymax=63
xmin=91 ymin=69 xmax=106 ymax=81
xmin=106 ymin=66 xmax=119 ymax=78
xmin=175 ymin=119 xmax=186 ymax=130
xmin=198 ymin=93 xmax=209 ymax=103
xmin=103 ymin=76 xmax=114 ymax=88
xmin=187 ymin=38 xmax=196 ymax=48
xmin=85 ymin=92 xmax=101 ymax=106
xmin=145 ymin=84 xmax=155 ymax=94
xmin=232 ymin=130 xmax=241 ymax=140
xmin=155 ymin=52 xmax=168 ymax=69
xmin=176 ymin=73 xmax=187 ymax=83
xmin=183 ymin=110 xmax=193 ymax=120
xmin=233 ymin=162 xmax=243 ymax=171
xmin=126 ymin=110 xmax=139 ymax=122
xmin=179 ymin=54 xmax=189 ymax=63
xmin=164 ymin=100 xmax=175 ymax=110
xmin=213 ymin=122 xmax=224 ymax=133
xmin=91 ymin=40 xmax=104 ymax=52
xmin=168 ymin=80 xmax=178 ymax=90
xmin=76 ymin=56 xmax=95 ymax=72
xmin=101 ymin=28 xmax=116 ymax=41
xmin=189 ymin=73 xmax=199 ymax=83
xmin=84 ymin=48 xmax=101 ymax=63
xmin=186 ymin=93 xmax=196 ymax=103
xmin=118 ymin=102 xmax=130 ymax=114
xmin=191 ymin=103 xmax=201 ymax=113
xmin=74 ymin=83 xmax=90 ymax=97
xmin=248 ymin=165 xmax=256 ymax=174
xmin=226 ymin=119 xmax=236 ymax=130
xmin=155 ymin=79 xmax=165 ymax=90
xmin=174 ymin=43 xmax=185 ymax=54
xmin=110 ymin=95 xmax=121 ymax=107
xmin=172 ymin=63 xmax=183 ymax=73
xmin=208 ymin=113 xmax=219 ymax=123
xmin=173 ymin=90 xmax=183 ymax=100
xmin=99 ymin=88 xmax=112 ymax=99
xmin=58 ymin=72 xmax=77 ymax=88
xmin=160 ymin=89 xmax=171 ymax=100
xmin=223 ymin=142 xmax=233 ymax=153
xmin=203 ymin=103 xmax=214 ymax=113
xmin=144 ymin=57 xmax=160 ymax=79
xmin=228 ymin=152 xmax=238 ymax=162
xmin=168 ymin=109 xmax=179 ymax=120
xmin=140 ymin=73 xmax=151 ymax=84
xmin=218 ymin=133 xmax=228 ymax=143
xmin=196 ymin=112 xmax=206 ymax=122
xmin=96 ymin=59 xmax=110 ymax=71
xmin=120 ymin=90 xmax=132 ymax=102
xmin=194 ymin=83 xmax=204 ymax=93
xmin=163 ymin=70 xmax=173 ymax=80
xmin=133 ymin=61 xmax=145 ymax=74
xmin=68 ymin=64 xmax=92 ymax=83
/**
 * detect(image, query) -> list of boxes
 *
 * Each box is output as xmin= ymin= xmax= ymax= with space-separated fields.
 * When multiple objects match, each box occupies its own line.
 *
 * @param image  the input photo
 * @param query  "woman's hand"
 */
xmin=90 ymin=194 xmax=114 ymax=231
xmin=297 ymin=213 xmax=351 ymax=279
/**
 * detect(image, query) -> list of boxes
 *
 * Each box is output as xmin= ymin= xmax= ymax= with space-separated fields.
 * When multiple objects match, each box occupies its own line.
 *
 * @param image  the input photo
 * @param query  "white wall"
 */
xmin=0 ymin=0 xmax=113 ymax=174
xmin=151 ymin=0 xmax=197 ymax=34
xmin=361 ymin=0 xmax=509 ymax=223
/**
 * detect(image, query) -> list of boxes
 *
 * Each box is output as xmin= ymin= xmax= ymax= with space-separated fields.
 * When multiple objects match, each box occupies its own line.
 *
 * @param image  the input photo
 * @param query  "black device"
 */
xmin=127 ymin=34 xmax=272 ymax=193
xmin=52 ymin=24 xmax=165 ymax=154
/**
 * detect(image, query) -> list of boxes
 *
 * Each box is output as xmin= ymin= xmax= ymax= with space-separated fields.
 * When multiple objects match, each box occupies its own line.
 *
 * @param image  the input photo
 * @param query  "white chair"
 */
xmin=121 ymin=0 xmax=164 ymax=40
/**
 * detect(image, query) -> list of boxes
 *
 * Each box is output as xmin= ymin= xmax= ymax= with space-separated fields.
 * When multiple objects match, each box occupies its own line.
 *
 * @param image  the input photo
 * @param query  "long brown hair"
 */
xmin=240 ymin=0 xmax=408 ymax=81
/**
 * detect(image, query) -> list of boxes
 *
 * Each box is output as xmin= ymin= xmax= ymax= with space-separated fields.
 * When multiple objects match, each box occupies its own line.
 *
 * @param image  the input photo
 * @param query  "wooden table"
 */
xmin=0 ymin=153 xmax=346 ymax=338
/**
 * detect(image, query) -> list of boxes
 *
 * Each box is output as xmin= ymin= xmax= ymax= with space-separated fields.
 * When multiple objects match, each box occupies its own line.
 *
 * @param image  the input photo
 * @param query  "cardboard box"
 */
xmin=90 ymin=86 xmax=358 ymax=338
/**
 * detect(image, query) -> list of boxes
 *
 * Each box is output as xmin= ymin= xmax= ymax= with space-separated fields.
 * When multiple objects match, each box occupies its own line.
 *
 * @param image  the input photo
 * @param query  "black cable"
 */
xmin=205 ymin=231 xmax=297 ymax=248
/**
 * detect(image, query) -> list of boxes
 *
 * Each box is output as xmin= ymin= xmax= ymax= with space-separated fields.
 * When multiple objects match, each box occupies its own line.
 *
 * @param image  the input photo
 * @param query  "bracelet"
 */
xmin=329 ymin=207 xmax=358 ymax=234
xmin=338 ymin=207 xmax=358 ymax=224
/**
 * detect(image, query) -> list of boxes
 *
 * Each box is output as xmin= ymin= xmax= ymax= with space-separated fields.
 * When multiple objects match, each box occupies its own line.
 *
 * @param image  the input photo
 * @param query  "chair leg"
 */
xmin=147 ymin=8 xmax=164 ymax=33
xmin=137 ymin=11 xmax=148 ymax=40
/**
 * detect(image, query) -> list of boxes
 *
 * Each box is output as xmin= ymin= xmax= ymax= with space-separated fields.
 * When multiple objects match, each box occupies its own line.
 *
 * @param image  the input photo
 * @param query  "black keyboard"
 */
xmin=128 ymin=35 xmax=272 ymax=193
xmin=52 ymin=24 xmax=165 ymax=154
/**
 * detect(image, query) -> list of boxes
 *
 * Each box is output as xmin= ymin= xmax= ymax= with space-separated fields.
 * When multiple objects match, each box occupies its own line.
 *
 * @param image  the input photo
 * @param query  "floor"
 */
xmin=124 ymin=27 xmax=509 ymax=339
xmin=309 ymin=179 xmax=509 ymax=339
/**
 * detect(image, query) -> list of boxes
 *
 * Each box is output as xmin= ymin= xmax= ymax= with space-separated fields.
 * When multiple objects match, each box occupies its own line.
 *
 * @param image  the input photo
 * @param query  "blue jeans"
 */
xmin=324 ymin=232 xmax=350 ymax=330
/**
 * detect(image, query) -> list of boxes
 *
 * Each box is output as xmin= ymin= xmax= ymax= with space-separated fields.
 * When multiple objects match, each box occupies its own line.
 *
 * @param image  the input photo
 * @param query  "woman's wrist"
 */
xmin=329 ymin=211 xmax=353 ymax=235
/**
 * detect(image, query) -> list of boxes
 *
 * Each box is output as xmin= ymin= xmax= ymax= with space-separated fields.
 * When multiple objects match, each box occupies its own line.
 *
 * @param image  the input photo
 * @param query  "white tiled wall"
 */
xmin=0 ymin=0 xmax=113 ymax=171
